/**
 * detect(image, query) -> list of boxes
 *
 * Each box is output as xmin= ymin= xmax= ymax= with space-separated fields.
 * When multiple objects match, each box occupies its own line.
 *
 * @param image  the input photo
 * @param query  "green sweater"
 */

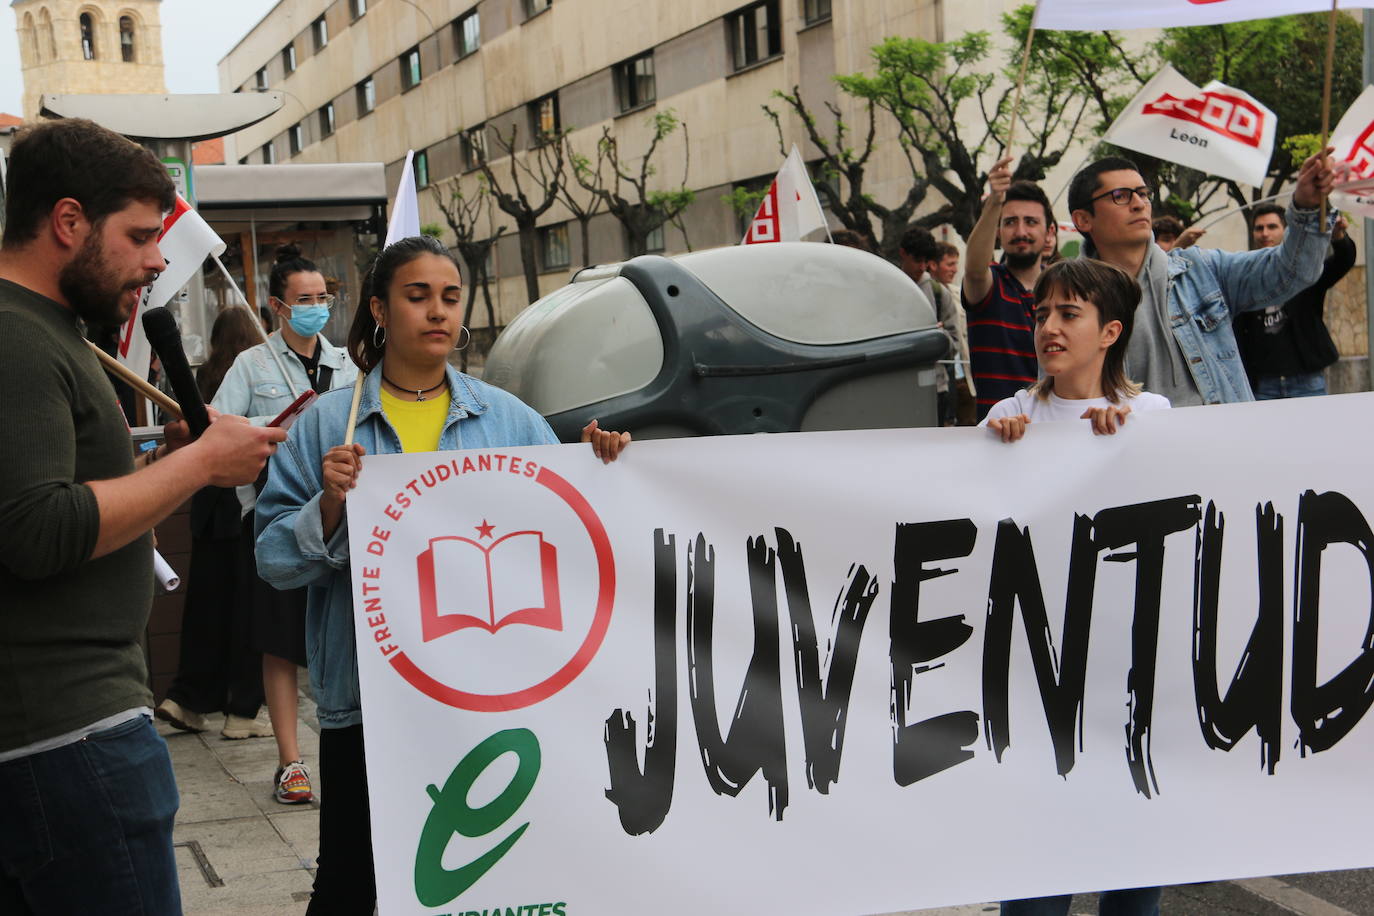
xmin=0 ymin=279 xmax=154 ymax=753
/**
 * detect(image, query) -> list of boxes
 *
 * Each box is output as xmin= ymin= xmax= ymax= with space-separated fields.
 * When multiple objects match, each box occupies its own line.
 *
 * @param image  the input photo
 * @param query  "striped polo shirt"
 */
xmin=964 ymin=262 xmax=1037 ymax=421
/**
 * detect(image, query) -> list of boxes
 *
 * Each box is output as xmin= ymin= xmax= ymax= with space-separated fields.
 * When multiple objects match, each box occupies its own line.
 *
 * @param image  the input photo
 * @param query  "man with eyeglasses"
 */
xmin=1066 ymin=152 xmax=1335 ymax=406
xmin=962 ymin=154 xmax=1054 ymax=420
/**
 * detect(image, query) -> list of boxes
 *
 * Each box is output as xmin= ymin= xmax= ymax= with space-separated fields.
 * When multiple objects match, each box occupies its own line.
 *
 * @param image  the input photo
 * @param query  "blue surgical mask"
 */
xmin=288 ymin=305 xmax=330 ymax=337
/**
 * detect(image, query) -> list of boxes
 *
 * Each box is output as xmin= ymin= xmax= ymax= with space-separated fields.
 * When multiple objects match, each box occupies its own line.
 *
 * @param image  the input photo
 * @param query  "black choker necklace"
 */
xmin=382 ymin=374 xmax=446 ymax=401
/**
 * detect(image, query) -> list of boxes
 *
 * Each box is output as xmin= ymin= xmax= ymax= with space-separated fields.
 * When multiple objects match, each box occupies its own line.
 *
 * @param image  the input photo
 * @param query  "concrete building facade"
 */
xmin=218 ymin=0 xmax=956 ymax=333
xmin=14 ymin=0 xmax=166 ymax=121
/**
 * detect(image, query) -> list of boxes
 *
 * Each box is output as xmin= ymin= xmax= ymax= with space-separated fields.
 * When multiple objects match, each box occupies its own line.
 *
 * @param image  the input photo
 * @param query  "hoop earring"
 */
xmin=373 ymin=325 xmax=386 ymax=348
xmin=454 ymin=326 xmax=471 ymax=351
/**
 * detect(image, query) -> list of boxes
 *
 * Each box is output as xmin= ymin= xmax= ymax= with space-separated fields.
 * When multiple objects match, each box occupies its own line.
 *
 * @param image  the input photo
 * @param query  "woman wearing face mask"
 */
xmin=206 ymin=244 xmax=358 ymax=806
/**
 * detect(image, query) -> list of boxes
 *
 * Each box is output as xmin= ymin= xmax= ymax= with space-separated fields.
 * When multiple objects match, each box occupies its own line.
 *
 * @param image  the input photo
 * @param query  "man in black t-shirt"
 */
xmin=1233 ymin=205 xmax=1355 ymax=399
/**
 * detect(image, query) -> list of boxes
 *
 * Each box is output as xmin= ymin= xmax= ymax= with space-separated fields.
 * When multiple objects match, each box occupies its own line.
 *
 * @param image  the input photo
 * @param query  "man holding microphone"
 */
xmin=0 ymin=118 xmax=286 ymax=914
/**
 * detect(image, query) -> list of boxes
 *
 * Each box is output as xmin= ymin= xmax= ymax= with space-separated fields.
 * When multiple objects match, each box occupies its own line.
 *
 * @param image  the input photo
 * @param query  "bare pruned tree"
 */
xmin=571 ymin=109 xmax=694 ymax=258
xmin=476 ymin=123 xmax=566 ymax=304
xmin=430 ymin=176 xmax=506 ymax=370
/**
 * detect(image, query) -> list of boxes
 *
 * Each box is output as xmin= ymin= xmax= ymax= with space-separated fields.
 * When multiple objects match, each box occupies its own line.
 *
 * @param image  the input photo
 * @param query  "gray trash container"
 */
xmin=484 ymin=241 xmax=949 ymax=440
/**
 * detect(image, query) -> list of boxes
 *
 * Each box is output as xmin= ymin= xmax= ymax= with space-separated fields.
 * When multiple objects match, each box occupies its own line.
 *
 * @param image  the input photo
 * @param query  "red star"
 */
xmin=475 ymin=519 xmax=495 ymax=539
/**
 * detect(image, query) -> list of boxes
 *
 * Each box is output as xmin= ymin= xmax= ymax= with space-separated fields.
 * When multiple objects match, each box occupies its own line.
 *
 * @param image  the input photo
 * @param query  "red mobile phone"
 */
xmin=268 ymin=390 xmax=318 ymax=430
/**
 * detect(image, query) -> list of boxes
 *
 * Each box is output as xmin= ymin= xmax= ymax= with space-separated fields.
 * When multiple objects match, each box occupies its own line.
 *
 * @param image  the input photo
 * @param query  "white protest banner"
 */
xmin=346 ymin=395 xmax=1374 ymax=915
xmin=1037 ymin=0 xmax=1374 ymax=31
xmin=742 ymin=144 xmax=829 ymax=244
xmin=118 ymin=194 xmax=225 ymax=381
xmin=1103 ymin=66 xmax=1276 ymax=188
xmin=1330 ymin=85 xmax=1374 ymax=220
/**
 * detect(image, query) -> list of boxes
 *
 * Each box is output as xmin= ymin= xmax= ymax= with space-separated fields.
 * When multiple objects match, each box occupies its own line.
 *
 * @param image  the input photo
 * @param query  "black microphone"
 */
xmin=142 ymin=306 xmax=211 ymax=438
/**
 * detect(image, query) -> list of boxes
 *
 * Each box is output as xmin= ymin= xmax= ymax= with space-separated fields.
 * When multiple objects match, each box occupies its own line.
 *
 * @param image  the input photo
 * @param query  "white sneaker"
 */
xmin=155 ymin=698 xmax=208 ymax=733
xmin=221 ymin=712 xmax=274 ymax=740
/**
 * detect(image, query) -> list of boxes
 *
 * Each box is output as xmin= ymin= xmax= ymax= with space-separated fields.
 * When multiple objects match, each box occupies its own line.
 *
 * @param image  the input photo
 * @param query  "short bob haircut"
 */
xmin=347 ymin=235 xmax=461 ymax=371
xmin=1029 ymin=258 xmax=1143 ymax=404
xmin=2 ymin=118 xmax=175 ymax=247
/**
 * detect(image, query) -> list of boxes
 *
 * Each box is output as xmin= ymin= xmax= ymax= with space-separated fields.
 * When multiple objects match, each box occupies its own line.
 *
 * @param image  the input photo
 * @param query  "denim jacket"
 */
xmin=212 ymin=332 xmax=357 ymax=425
xmin=253 ymin=363 xmax=559 ymax=729
xmin=1123 ymin=203 xmax=1332 ymax=405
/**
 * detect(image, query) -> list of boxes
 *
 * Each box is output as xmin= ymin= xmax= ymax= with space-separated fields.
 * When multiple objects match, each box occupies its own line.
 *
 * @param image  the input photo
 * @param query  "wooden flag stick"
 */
xmin=1319 ymin=0 xmax=1339 ymax=223
xmin=87 ymin=340 xmax=184 ymax=420
xmin=342 ymin=371 xmax=365 ymax=447
xmin=1006 ymin=3 xmax=1039 ymax=152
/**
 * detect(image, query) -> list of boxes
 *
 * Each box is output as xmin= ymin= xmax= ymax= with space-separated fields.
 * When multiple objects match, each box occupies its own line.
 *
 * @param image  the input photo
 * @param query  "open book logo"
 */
xmin=417 ymin=527 xmax=562 ymax=641
xmin=376 ymin=457 xmax=615 ymax=713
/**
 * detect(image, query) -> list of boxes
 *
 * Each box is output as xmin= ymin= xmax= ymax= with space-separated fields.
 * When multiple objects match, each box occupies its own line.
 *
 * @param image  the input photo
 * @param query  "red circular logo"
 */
xmin=386 ymin=464 xmax=615 ymax=712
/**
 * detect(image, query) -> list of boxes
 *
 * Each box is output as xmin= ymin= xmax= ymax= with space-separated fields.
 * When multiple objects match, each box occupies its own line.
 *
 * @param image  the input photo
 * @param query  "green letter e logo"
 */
xmin=414 ymin=728 xmax=541 ymax=907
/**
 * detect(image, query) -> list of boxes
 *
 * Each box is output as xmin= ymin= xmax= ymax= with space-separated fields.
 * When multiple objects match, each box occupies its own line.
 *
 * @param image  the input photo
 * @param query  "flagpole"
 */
xmin=1006 ymin=1 xmax=1040 ymax=152
xmin=1319 ymin=0 xmax=1339 ymax=223
xmin=212 ymin=253 xmax=302 ymax=401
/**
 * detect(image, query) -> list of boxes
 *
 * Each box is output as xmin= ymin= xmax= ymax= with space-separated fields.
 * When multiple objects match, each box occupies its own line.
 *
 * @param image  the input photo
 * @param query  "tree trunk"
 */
xmin=516 ymin=220 xmax=541 ymax=304
xmin=578 ymin=215 xmax=593 ymax=268
xmin=460 ymin=263 xmax=480 ymax=372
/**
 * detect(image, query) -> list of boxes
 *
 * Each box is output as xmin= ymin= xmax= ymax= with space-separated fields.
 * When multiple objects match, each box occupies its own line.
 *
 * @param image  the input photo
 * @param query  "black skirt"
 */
xmin=240 ymin=510 xmax=308 ymax=667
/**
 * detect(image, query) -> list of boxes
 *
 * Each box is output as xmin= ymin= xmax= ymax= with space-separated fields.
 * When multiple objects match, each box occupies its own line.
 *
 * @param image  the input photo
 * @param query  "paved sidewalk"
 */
xmin=160 ymin=685 xmax=320 ymax=916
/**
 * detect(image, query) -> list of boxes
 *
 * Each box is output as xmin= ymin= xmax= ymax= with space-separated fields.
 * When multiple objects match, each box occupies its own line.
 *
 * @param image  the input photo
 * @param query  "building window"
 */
xmin=312 ymin=16 xmax=328 ymax=52
xmin=728 ymin=0 xmax=781 ymax=71
xmin=415 ymin=150 xmax=430 ymax=189
xmin=455 ymin=9 xmax=480 ymax=58
xmin=400 ymin=46 xmax=422 ymax=91
xmin=119 ymin=16 xmax=136 ymax=62
xmin=351 ymin=0 xmax=367 ymax=18
xmin=529 ymin=93 xmax=560 ymax=142
xmin=255 ymin=67 xmax=268 ymax=90
xmin=524 ymin=0 xmax=552 ymax=18
xmin=803 ymin=0 xmax=831 ymax=24
xmin=282 ymin=43 xmax=296 ymax=74
xmin=645 ymin=223 xmax=665 ymax=253
xmin=540 ymin=223 xmax=570 ymax=270
xmin=80 ymin=13 xmax=96 ymax=60
xmin=462 ymin=125 xmax=487 ymax=170
xmin=357 ymin=76 xmax=376 ymax=115
xmin=262 ymin=142 xmax=277 ymax=165
xmin=319 ymin=102 xmax=336 ymax=137
xmin=289 ymin=123 xmax=305 ymax=155
xmin=614 ymin=52 xmax=655 ymax=113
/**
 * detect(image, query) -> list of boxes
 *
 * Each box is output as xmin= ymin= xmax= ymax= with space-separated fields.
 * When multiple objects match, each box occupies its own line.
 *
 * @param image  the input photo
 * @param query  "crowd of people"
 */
xmin=0 ymin=113 xmax=1342 ymax=916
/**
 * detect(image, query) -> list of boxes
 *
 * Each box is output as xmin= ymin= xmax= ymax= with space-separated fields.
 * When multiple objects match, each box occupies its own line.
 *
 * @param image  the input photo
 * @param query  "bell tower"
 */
xmin=14 ymin=0 xmax=166 ymax=121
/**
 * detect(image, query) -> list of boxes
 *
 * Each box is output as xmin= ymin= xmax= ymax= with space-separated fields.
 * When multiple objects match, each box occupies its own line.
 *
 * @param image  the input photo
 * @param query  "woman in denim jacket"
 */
xmin=254 ymin=236 xmax=628 ymax=915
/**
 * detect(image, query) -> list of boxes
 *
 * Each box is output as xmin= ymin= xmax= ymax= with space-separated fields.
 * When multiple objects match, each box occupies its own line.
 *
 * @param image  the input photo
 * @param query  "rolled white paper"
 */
xmin=154 ymin=550 xmax=181 ymax=591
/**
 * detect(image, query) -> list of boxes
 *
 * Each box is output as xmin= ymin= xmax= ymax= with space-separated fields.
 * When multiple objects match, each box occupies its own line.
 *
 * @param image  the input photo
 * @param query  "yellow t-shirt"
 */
xmin=380 ymin=387 xmax=451 ymax=454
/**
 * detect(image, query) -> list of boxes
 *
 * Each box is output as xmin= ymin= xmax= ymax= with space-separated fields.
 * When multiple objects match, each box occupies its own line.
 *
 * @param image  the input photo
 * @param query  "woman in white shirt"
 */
xmin=981 ymin=258 xmax=1169 ymax=443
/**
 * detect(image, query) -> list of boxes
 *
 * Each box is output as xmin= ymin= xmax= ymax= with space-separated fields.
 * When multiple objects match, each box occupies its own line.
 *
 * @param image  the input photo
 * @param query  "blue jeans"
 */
xmin=0 ymin=715 xmax=181 ymax=915
xmin=1002 ymin=887 xmax=1162 ymax=915
xmin=1254 ymin=370 xmax=1327 ymax=400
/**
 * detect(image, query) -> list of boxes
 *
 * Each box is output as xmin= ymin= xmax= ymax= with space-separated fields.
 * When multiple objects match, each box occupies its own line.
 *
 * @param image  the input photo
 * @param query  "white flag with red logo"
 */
xmin=1037 ymin=0 xmax=1374 ymax=31
xmin=1102 ymin=66 xmax=1276 ymax=189
xmin=741 ymin=145 xmax=828 ymax=245
xmin=117 ymin=195 xmax=226 ymax=381
xmin=1330 ymin=86 xmax=1374 ymax=219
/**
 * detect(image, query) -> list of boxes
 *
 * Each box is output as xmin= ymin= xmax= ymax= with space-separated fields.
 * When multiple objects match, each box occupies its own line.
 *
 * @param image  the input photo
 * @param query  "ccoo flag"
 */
xmin=118 ymin=194 xmax=226 ymax=382
xmin=1102 ymin=66 xmax=1276 ymax=189
xmin=742 ymin=145 xmax=830 ymax=245
xmin=1329 ymin=86 xmax=1374 ymax=220
xmin=1037 ymin=0 xmax=1374 ymax=31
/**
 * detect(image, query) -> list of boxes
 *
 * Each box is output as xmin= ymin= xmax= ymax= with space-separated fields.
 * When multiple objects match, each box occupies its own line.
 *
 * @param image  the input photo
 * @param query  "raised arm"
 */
xmin=962 ymin=155 xmax=1013 ymax=309
xmin=1215 ymin=150 xmax=1337 ymax=315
